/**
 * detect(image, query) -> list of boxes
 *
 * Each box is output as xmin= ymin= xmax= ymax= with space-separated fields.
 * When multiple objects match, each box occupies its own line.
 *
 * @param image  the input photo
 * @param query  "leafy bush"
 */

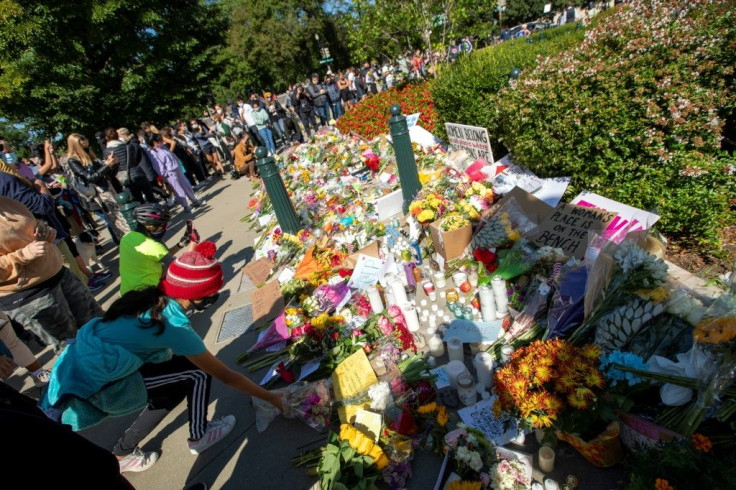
xmin=336 ymin=83 xmax=437 ymax=140
xmin=431 ymin=22 xmax=587 ymax=145
xmin=488 ymin=0 xmax=736 ymax=249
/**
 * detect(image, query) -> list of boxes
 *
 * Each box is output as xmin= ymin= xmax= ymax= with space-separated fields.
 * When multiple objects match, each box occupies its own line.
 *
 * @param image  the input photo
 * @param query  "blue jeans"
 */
xmin=314 ymin=104 xmax=329 ymax=126
xmin=330 ymin=101 xmax=344 ymax=120
xmin=259 ymin=127 xmax=276 ymax=155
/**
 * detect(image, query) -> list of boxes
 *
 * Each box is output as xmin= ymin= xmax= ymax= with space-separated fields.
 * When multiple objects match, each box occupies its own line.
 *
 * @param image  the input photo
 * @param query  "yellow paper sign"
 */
xmin=331 ymin=349 xmax=378 ymax=424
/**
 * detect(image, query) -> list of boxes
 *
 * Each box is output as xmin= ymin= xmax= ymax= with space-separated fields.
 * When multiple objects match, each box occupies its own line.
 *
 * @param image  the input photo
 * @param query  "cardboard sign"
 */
xmin=249 ymin=280 xmax=285 ymax=327
xmin=343 ymin=241 xmax=380 ymax=270
xmin=444 ymin=319 xmax=504 ymax=343
xmin=243 ymin=258 xmax=272 ymax=286
xmin=572 ymin=190 xmax=660 ymax=243
xmin=332 ymin=349 xmax=378 ymax=423
xmin=532 ymin=202 xmax=617 ymax=259
xmin=495 ymin=186 xmax=555 ymax=225
xmin=444 ymin=123 xmax=494 ymax=163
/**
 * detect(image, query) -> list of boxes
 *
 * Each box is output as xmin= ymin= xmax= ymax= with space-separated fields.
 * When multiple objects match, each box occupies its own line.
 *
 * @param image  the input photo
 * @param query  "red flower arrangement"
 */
xmin=336 ymin=83 xmax=438 ymax=139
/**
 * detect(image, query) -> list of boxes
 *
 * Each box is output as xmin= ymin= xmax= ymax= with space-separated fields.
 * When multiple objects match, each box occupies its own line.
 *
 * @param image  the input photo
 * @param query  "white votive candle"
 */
xmin=446 ymin=360 xmax=468 ymax=389
xmin=446 ymin=336 xmax=463 ymax=363
xmin=402 ymin=303 xmax=421 ymax=332
xmin=539 ymin=447 xmax=556 ymax=473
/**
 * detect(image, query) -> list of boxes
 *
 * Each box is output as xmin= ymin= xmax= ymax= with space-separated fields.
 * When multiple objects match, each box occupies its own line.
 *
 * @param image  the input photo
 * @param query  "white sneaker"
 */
xmin=187 ymin=415 xmax=236 ymax=455
xmin=118 ymin=448 xmax=159 ymax=473
xmin=32 ymin=369 xmax=51 ymax=386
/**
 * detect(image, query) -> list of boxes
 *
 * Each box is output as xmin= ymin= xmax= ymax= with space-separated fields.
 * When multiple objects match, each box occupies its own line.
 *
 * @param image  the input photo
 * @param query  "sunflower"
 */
xmin=437 ymin=406 xmax=448 ymax=427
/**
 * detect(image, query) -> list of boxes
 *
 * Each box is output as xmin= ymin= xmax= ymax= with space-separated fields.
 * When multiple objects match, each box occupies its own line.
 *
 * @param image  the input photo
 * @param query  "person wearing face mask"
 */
xmin=66 ymin=133 xmax=131 ymax=243
xmin=40 ymin=242 xmax=286 ymax=473
xmin=118 ymin=203 xmax=200 ymax=296
xmin=143 ymin=133 xmax=206 ymax=213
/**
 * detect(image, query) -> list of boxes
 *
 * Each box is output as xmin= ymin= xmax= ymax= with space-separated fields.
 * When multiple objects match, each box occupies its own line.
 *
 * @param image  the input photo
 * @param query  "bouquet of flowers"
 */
xmin=440 ymin=213 xmax=470 ymax=232
xmin=569 ymin=238 xmax=669 ymax=346
xmin=408 ymin=192 xmax=450 ymax=225
xmin=283 ymin=379 xmax=333 ymax=432
xmin=302 ymin=282 xmax=350 ymax=316
xmin=493 ymin=339 xmax=606 ymax=432
xmin=488 ymin=455 xmax=530 ymax=490
xmin=444 ymin=425 xmax=496 ymax=482
xmin=472 ymin=197 xmax=536 ymax=249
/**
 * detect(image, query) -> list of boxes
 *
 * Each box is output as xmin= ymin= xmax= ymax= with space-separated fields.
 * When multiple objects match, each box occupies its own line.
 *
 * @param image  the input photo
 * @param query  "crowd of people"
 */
xmin=0 ymin=117 xmax=289 ymax=485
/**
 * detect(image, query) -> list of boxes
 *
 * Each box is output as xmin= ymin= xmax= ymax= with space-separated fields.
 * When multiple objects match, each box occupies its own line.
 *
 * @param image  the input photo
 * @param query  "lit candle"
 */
xmin=428 ymin=290 xmax=437 ymax=301
xmin=473 ymin=352 xmax=494 ymax=389
xmin=402 ymin=303 xmax=420 ymax=332
xmin=365 ymin=285 xmax=384 ymax=314
xmin=446 ymin=360 xmax=468 ymax=389
xmin=446 ymin=336 xmax=464 ymax=363
xmin=539 ymin=448 xmax=556 ymax=473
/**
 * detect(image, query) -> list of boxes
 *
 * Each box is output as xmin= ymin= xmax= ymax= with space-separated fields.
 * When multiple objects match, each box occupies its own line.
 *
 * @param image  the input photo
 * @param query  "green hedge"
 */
xmin=431 ymin=23 xmax=587 ymax=146
xmin=487 ymin=0 xmax=736 ymax=249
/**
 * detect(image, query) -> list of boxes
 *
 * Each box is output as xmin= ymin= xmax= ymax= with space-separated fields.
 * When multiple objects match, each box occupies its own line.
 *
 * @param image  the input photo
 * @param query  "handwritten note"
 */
xmin=250 ymin=280 xmax=285 ymax=327
xmin=332 ymin=349 xmax=378 ymax=423
xmin=355 ymin=409 xmax=383 ymax=442
xmin=243 ymin=258 xmax=272 ymax=286
xmin=444 ymin=319 xmax=504 ymax=343
xmin=347 ymin=254 xmax=385 ymax=290
xmin=457 ymin=398 xmax=519 ymax=445
xmin=532 ymin=202 xmax=617 ymax=259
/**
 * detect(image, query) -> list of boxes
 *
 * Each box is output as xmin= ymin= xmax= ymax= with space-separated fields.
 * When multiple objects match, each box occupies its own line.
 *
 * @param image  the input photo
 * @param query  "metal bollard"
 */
xmin=255 ymin=146 xmax=301 ymax=234
xmin=388 ymin=104 xmax=422 ymax=213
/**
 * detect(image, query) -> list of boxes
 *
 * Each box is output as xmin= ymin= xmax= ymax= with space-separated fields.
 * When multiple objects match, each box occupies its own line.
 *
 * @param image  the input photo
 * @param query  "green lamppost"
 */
xmin=388 ymin=105 xmax=422 ymax=213
xmin=255 ymin=147 xmax=301 ymax=234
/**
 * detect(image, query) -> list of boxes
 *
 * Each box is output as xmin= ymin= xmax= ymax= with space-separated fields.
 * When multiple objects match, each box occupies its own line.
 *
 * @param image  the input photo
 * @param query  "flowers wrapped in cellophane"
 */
xmin=282 ymin=379 xmax=333 ymax=432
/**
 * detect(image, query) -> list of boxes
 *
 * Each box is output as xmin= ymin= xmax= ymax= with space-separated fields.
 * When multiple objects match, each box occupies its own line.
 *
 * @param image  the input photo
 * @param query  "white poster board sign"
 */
xmin=405 ymin=113 xmax=421 ymax=128
xmin=444 ymin=122 xmax=494 ymax=163
xmin=375 ymin=189 xmax=403 ymax=222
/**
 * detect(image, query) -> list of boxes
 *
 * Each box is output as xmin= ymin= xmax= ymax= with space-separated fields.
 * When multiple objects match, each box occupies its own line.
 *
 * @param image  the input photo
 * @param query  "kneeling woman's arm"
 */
xmin=187 ymin=350 xmax=283 ymax=410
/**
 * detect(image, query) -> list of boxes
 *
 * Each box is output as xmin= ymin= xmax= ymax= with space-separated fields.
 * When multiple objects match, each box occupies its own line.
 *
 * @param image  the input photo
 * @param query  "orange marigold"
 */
xmin=692 ymin=433 xmax=712 ymax=452
xmin=655 ymin=478 xmax=674 ymax=490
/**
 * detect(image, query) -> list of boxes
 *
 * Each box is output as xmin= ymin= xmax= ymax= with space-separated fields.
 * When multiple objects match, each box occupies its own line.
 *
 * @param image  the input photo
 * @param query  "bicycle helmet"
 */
xmin=133 ymin=203 xmax=171 ymax=227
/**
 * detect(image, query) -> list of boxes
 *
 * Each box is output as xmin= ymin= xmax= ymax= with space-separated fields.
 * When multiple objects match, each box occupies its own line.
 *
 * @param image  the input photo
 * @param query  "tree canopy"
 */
xmin=0 ymin=0 xmax=226 ymax=138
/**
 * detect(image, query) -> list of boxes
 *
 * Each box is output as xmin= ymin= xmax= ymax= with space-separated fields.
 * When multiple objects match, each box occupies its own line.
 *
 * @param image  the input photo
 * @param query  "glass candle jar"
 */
xmin=457 ymin=372 xmax=477 ymax=406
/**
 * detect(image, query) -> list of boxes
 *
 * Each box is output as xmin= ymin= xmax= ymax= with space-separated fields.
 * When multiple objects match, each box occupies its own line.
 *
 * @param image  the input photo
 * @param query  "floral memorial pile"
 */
xmin=237 ymin=124 xmax=735 ymax=489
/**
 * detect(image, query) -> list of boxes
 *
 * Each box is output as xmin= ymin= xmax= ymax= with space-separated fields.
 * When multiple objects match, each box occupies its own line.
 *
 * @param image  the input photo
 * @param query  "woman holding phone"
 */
xmin=66 ymin=133 xmax=130 ymax=243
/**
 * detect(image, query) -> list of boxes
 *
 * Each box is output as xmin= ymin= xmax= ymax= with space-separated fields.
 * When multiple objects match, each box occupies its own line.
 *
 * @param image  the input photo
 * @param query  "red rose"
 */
xmin=473 ymin=247 xmax=495 ymax=264
xmin=486 ymin=262 xmax=498 ymax=273
xmin=332 ymin=332 xmax=340 ymax=340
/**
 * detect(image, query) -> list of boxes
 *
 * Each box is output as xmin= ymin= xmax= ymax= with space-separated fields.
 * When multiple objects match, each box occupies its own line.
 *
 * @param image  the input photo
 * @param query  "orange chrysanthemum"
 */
xmin=692 ymin=433 xmax=712 ymax=452
xmin=694 ymin=316 xmax=736 ymax=344
xmin=655 ymin=478 xmax=674 ymax=490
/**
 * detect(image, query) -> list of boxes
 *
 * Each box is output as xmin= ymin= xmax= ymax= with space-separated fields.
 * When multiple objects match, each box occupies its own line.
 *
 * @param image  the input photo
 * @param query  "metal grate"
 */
xmin=216 ymin=303 xmax=255 ymax=343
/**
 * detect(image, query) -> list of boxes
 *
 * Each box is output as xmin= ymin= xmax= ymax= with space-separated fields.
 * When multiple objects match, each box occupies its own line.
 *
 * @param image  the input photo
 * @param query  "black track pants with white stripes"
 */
xmin=113 ymin=356 xmax=212 ymax=456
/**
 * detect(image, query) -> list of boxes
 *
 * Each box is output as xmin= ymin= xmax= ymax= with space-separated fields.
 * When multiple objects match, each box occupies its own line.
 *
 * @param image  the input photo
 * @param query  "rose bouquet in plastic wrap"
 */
xmin=301 ymin=281 xmax=350 ymax=317
xmin=282 ymin=379 xmax=333 ymax=432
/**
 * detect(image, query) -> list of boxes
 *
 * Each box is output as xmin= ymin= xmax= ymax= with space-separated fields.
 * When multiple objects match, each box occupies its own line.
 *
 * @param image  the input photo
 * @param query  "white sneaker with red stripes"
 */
xmin=187 ymin=415 xmax=237 ymax=455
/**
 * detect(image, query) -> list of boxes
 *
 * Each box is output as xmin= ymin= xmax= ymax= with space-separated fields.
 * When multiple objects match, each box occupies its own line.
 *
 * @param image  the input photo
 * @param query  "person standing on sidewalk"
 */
xmin=306 ymin=73 xmax=329 ymax=126
xmin=40 ymin=243 xmax=286 ymax=473
xmin=143 ymin=133 xmax=206 ymax=214
xmin=251 ymin=99 xmax=277 ymax=156
xmin=0 ymin=196 xmax=102 ymax=352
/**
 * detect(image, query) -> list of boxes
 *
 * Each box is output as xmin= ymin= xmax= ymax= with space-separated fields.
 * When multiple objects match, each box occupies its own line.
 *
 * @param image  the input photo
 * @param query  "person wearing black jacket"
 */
xmin=103 ymin=128 xmax=157 ymax=203
xmin=66 ymin=133 xmax=130 ymax=242
xmin=296 ymin=85 xmax=318 ymax=139
xmin=306 ymin=73 xmax=329 ymax=126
